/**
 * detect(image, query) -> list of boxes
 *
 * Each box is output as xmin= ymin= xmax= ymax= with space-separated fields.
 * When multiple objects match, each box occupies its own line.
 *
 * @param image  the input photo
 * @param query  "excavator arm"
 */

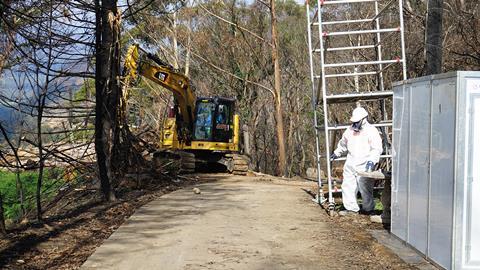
xmin=124 ymin=44 xmax=196 ymax=142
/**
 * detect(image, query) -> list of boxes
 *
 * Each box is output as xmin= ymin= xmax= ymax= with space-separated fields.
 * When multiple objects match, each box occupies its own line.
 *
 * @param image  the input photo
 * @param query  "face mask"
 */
xmin=351 ymin=118 xmax=365 ymax=132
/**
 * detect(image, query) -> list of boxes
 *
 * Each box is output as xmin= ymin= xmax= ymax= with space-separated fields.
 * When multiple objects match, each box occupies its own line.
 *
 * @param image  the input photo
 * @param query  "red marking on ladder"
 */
xmin=395 ymin=57 xmax=401 ymax=63
xmin=320 ymin=0 xmax=325 ymax=6
xmin=396 ymin=26 xmax=401 ymax=32
xmin=323 ymin=31 xmax=328 ymax=37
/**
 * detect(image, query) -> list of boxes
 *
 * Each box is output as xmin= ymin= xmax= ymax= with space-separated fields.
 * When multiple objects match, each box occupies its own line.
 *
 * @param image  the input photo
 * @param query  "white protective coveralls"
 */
xmin=333 ymin=117 xmax=383 ymax=212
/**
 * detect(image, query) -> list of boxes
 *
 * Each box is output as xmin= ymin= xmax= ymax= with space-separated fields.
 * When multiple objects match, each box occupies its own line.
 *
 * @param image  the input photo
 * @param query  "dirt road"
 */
xmin=81 ymin=174 xmax=412 ymax=270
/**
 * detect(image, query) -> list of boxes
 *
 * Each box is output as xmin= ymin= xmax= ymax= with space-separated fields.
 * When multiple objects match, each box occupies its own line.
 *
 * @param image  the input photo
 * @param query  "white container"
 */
xmin=392 ymin=71 xmax=480 ymax=270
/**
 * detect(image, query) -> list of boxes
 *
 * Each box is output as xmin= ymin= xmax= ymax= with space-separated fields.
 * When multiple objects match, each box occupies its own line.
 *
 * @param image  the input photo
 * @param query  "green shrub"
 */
xmin=0 ymin=169 xmax=65 ymax=220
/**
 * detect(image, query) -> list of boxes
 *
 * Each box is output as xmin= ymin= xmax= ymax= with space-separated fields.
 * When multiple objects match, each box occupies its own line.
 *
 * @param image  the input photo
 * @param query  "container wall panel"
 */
xmin=392 ymin=84 xmax=409 ymax=240
xmin=428 ymin=77 xmax=456 ymax=269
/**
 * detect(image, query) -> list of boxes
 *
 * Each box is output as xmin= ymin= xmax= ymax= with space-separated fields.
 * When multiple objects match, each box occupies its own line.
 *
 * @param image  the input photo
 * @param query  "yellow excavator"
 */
xmin=123 ymin=44 xmax=249 ymax=174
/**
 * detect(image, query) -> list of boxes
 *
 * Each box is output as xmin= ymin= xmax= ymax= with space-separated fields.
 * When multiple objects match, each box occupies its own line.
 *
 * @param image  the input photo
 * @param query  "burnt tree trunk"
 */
xmin=36 ymin=92 xmax=47 ymax=221
xmin=15 ymin=167 xmax=25 ymax=217
xmin=0 ymin=194 xmax=6 ymax=237
xmin=35 ymin=2 xmax=55 ymax=221
xmin=425 ymin=0 xmax=444 ymax=75
xmin=0 ymin=0 xmax=13 ymax=74
xmin=94 ymin=0 xmax=121 ymax=201
xmin=270 ymin=0 xmax=287 ymax=177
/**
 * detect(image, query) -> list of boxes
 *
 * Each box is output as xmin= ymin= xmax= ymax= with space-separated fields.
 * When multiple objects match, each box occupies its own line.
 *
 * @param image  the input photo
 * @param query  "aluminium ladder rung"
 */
xmin=325 ymin=91 xmax=393 ymax=104
xmin=317 ymin=154 xmax=392 ymax=161
xmin=324 ymin=59 xmax=402 ymax=68
xmin=322 ymin=187 xmax=385 ymax=192
xmin=322 ymin=187 xmax=385 ymax=194
xmin=327 ymin=122 xmax=392 ymax=130
xmin=324 ymin=189 xmax=342 ymax=194
xmin=312 ymin=18 xmax=373 ymax=26
xmin=319 ymin=0 xmax=378 ymax=5
xmin=318 ymin=179 xmax=388 ymax=187
xmin=320 ymin=179 xmax=343 ymax=185
xmin=313 ymin=45 xmax=376 ymax=52
xmin=315 ymin=72 xmax=378 ymax=79
xmin=323 ymin=71 xmax=377 ymax=78
xmin=326 ymin=45 xmax=376 ymax=52
xmin=316 ymin=122 xmax=393 ymax=131
xmin=332 ymin=154 xmax=392 ymax=161
xmin=322 ymin=28 xmax=400 ymax=37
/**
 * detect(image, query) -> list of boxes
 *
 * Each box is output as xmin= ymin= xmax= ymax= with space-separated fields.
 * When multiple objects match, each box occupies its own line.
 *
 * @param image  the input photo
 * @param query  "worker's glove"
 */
xmin=365 ymin=161 xmax=375 ymax=172
xmin=330 ymin=153 xmax=338 ymax=161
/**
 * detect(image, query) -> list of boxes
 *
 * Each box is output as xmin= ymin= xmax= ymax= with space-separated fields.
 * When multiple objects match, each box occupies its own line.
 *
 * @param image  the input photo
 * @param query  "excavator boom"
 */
xmin=124 ymin=45 xmax=196 ymax=141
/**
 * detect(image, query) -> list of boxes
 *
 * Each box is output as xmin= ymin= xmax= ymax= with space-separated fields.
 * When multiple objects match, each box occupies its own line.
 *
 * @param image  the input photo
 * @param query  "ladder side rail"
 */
xmin=374 ymin=1 xmax=391 ymax=172
xmin=399 ymin=0 xmax=408 ymax=80
xmin=374 ymin=1 xmax=385 ymax=92
xmin=315 ymin=1 xmax=335 ymax=209
xmin=306 ymin=1 xmax=325 ymax=204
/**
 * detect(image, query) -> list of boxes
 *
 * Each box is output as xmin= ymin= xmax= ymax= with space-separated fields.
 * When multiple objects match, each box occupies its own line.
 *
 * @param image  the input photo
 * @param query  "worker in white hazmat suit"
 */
xmin=330 ymin=107 xmax=383 ymax=216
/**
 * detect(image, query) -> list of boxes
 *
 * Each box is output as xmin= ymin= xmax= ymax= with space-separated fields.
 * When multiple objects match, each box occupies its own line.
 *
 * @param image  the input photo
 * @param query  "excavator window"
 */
xmin=214 ymin=104 xmax=231 ymax=142
xmin=216 ymin=105 xmax=227 ymax=125
xmin=193 ymin=99 xmax=234 ymax=142
xmin=194 ymin=101 xmax=215 ymax=141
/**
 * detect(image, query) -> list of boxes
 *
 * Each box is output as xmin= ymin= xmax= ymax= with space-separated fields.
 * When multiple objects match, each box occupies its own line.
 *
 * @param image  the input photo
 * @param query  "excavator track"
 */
xmin=177 ymin=151 xmax=196 ymax=174
xmin=155 ymin=151 xmax=250 ymax=175
xmin=153 ymin=150 xmax=195 ymax=174
xmin=224 ymin=154 xmax=249 ymax=175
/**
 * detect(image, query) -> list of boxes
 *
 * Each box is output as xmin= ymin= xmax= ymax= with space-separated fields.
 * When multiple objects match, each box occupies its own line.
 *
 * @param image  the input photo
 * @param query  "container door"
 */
xmin=407 ymin=81 xmax=431 ymax=254
xmin=461 ymin=79 xmax=480 ymax=269
xmin=428 ymin=78 xmax=456 ymax=269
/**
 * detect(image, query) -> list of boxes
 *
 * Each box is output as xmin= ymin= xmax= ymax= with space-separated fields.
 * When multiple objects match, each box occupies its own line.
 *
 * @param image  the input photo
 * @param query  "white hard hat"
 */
xmin=350 ymin=107 xmax=368 ymax=122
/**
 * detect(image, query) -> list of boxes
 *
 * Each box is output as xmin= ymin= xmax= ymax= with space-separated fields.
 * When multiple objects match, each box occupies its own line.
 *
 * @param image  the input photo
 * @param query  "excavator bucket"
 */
xmin=124 ymin=44 xmax=140 ymax=80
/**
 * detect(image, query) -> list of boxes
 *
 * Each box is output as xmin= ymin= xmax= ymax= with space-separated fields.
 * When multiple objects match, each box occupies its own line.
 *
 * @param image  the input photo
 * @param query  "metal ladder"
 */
xmin=305 ymin=0 xmax=407 ymax=211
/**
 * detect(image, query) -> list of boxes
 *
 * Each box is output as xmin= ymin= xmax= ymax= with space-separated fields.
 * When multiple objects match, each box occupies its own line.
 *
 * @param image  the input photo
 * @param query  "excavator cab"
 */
xmin=193 ymin=97 xmax=235 ymax=143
